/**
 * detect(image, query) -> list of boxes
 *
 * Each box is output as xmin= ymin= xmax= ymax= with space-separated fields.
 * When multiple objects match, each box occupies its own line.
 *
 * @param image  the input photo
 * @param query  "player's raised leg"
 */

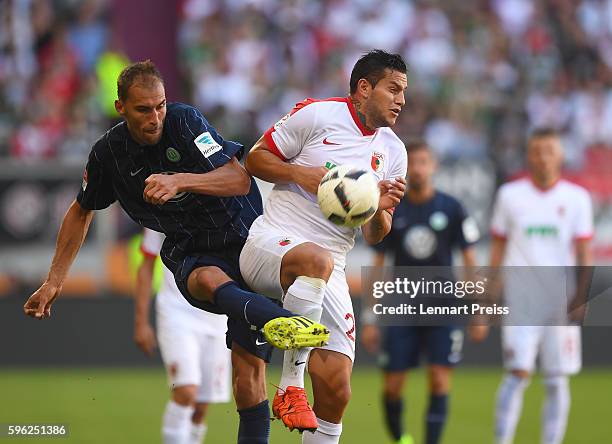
xmin=186 ymin=265 xmax=329 ymax=350
xmin=274 ymin=243 xmax=334 ymax=432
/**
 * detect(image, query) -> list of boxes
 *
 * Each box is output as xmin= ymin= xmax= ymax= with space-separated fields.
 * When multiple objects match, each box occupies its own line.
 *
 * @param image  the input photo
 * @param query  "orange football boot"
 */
xmin=272 ymin=386 xmax=318 ymax=433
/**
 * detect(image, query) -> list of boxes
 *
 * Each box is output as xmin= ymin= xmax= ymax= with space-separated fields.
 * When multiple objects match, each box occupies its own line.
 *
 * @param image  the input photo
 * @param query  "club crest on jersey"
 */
xmin=278 ymin=237 xmax=292 ymax=246
xmin=371 ymin=152 xmax=384 ymax=172
xmin=166 ymin=147 xmax=181 ymax=162
xmin=194 ymin=132 xmax=222 ymax=158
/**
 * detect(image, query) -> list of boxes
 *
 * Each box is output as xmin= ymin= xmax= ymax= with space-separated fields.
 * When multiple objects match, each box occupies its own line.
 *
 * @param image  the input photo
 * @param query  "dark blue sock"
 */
xmin=383 ymin=396 xmax=404 ymax=441
xmin=214 ymin=282 xmax=293 ymax=328
xmin=426 ymin=393 xmax=448 ymax=444
xmin=237 ymin=400 xmax=270 ymax=444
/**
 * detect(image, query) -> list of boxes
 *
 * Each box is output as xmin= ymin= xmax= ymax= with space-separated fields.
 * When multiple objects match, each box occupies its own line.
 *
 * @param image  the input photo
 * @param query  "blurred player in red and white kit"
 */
xmin=240 ymin=50 xmax=408 ymax=442
xmin=135 ymin=228 xmax=231 ymax=444
xmin=485 ymin=129 xmax=593 ymax=444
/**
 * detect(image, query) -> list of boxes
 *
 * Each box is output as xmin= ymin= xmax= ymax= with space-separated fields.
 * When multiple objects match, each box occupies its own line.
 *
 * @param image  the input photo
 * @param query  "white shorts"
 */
xmin=239 ymin=227 xmax=356 ymax=361
xmin=501 ymin=325 xmax=582 ymax=376
xmin=156 ymin=315 xmax=231 ymax=403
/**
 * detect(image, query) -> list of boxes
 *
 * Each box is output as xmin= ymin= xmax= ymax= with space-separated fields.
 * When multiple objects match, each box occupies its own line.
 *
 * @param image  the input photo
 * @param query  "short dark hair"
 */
xmin=349 ymin=49 xmax=407 ymax=94
xmin=405 ymin=139 xmax=430 ymax=155
xmin=117 ymin=60 xmax=164 ymax=101
xmin=528 ymin=127 xmax=560 ymax=142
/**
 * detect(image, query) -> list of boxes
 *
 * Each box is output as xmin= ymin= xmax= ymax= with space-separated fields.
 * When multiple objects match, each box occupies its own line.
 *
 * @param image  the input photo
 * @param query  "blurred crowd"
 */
xmin=180 ymin=0 xmax=612 ymax=179
xmin=0 ymin=0 xmax=124 ymax=163
xmin=1 ymin=0 xmax=612 ymax=179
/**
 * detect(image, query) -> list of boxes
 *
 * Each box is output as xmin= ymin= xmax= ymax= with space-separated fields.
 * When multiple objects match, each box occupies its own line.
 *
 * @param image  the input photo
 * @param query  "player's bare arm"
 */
xmin=143 ymin=156 xmax=250 ymax=204
xmin=134 ymin=254 xmax=157 ymax=356
xmin=23 ymin=200 xmax=94 ymax=319
xmin=362 ymin=177 xmax=406 ymax=245
xmin=569 ymin=238 xmax=593 ymax=322
xmin=245 ymin=135 xmax=327 ymax=194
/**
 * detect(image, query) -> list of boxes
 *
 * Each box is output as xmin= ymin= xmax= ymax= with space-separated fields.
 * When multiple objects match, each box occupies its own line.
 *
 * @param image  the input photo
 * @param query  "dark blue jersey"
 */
xmin=76 ymin=102 xmax=263 ymax=270
xmin=376 ymin=191 xmax=478 ymax=266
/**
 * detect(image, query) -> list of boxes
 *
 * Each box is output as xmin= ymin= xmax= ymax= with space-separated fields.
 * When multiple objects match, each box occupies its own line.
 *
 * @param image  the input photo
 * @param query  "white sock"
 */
xmin=279 ymin=276 xmax=326 ymax=391
xmin=162 ymin=401 xmax=194 ymax=444
xmin=189 ymin=422 xmax=207 ymax=444
xmin=541 ymin=376 xmax=570 ymax=444
xmin=302 ymin=418 xmax=342 ymax=444
xmin=495 ymin=374 xmax=530 ymax=444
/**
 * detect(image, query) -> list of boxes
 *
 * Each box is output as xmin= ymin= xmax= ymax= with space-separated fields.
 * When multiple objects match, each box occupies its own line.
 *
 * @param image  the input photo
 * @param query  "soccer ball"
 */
xmin=317 ymin=165 xmax=380 ymax=228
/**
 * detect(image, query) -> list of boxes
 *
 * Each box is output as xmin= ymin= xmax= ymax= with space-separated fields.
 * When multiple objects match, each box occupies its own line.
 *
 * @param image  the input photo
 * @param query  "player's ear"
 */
xmin=357 ymin=78 xmax=372 ymax=99
xmin=115 ymin=100 xmax=124 ymax=116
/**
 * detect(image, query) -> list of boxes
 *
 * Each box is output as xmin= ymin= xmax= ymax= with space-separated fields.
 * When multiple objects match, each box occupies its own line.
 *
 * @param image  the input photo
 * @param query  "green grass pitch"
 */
xmin=0 ymin=367 xmax=609 ymax=443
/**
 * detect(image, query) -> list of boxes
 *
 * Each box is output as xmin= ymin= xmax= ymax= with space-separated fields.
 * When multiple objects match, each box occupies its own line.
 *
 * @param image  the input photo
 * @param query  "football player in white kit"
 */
xmin=486 ymin=129 xmax=593 ymax=444
xmin=134 ymin=228 xmax=231 ymax=444
xmin=239 ymin=50 xmax=408 ymax=442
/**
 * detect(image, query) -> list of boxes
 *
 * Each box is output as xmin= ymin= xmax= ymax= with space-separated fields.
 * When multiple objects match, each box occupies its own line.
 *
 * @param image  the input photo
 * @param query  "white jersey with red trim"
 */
xmin=490 ymin=178 xmax=593 ymax=266
xmin=141 ymin=228 xmax=227 ymax=336
xmin=257 ymin=97 xmax=407 ymax=263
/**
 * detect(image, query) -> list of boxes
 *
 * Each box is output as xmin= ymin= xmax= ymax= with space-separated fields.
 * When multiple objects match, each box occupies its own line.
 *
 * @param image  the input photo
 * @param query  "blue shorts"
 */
xmin=379 ymin=326 xmax=464 ymax=371
xmin=164 ymin=243 xmax=274 ymax=363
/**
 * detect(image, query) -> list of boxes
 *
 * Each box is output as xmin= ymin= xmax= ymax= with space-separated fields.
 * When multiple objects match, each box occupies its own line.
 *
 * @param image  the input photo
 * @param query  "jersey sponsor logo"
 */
xmin=403 ymin=225 xmax=437 ymax=259
xmin=81 ymin=169 xmax=88 ymax=191
xmin=322 ymin=137 xmax=340 ymax=146
xmin=194 ymin=132 xmax=222 ymax=158
xmin=130 ymin=167 xmax=144 ymax=177
xmin=278 ymin=237 xmax=292 ymax=246
xmin=324 ymin=161 xmax=337 ymax=170
xmin=255 ymin=338 xmax=268 ymax=346
xmin=371 ymin=152 xmax=384 ymax=172
xmin=166 ymin=147 xmax=181 ymax=162
xmin=525 ymin=225 xmax=559 ymax=238
xmin=429 ymin=211 xmax=448 ymax=231
xmin=294 ymin=360 xmax=306 ymax=366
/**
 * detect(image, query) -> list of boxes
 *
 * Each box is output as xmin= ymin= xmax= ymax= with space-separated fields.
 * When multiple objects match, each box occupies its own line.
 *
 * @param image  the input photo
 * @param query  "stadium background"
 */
xmin=1 ymin=0 xmax=611 ymax=442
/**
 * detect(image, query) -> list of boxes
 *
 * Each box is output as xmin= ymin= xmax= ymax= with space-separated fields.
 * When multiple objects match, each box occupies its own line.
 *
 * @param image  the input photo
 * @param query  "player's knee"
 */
xmin=429 ymin=367 xmax=451 ymax=394
xmin=304 ymin=249 xmax=334 ymax=280
xmin=191 ymin=267 xmax=229 ymax=300
xmin=510 ymin=369 xmax=530 ymax=379
xmin=321 ymin=381 xmax=352 ymax=412
xmin=172 ymin=385 xmax=198 ymax=406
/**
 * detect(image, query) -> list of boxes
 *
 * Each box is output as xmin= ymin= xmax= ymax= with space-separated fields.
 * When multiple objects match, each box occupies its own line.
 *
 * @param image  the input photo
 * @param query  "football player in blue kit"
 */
xmin=23 ymin=60 xmax=328 ymax=444
xmin=361 ymin=140 xmax=481 ymax=444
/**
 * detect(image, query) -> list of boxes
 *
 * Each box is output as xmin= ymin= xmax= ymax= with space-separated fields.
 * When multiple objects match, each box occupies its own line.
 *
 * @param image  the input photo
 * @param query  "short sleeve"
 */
xmin=185 ymin=107 xmax=244 ymax=171
xmin=141 ymin=228 xmax=164 ymax=257
xmin=490 ymin=187 xmax=509 ymax=239
xmin=76 ymin=147 xmax=116 ymax=210
xmin=573 ymin=189 xmax=594 ymax=240
xmin=263 ymin=99 xmax=318 ymax=160
xmin=452 ymin=200 xmax=480 ymax=249
xmin=385 ymin=145 xmax=408 ymax=181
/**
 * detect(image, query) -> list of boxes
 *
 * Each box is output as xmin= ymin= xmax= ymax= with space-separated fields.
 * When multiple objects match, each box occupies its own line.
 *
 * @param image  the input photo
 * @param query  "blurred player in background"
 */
xmin=487 ymin=128 xmax=593 ymax=444
xmin=361 ymin=140 xmax=481 ymax=444
xmin=241 ymin=50 xmax=408 ymax=443
xmin=22 ymin=60 xmax=329 ymax=444
xmin=134 ymin=228 xmax=231 ymax=444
